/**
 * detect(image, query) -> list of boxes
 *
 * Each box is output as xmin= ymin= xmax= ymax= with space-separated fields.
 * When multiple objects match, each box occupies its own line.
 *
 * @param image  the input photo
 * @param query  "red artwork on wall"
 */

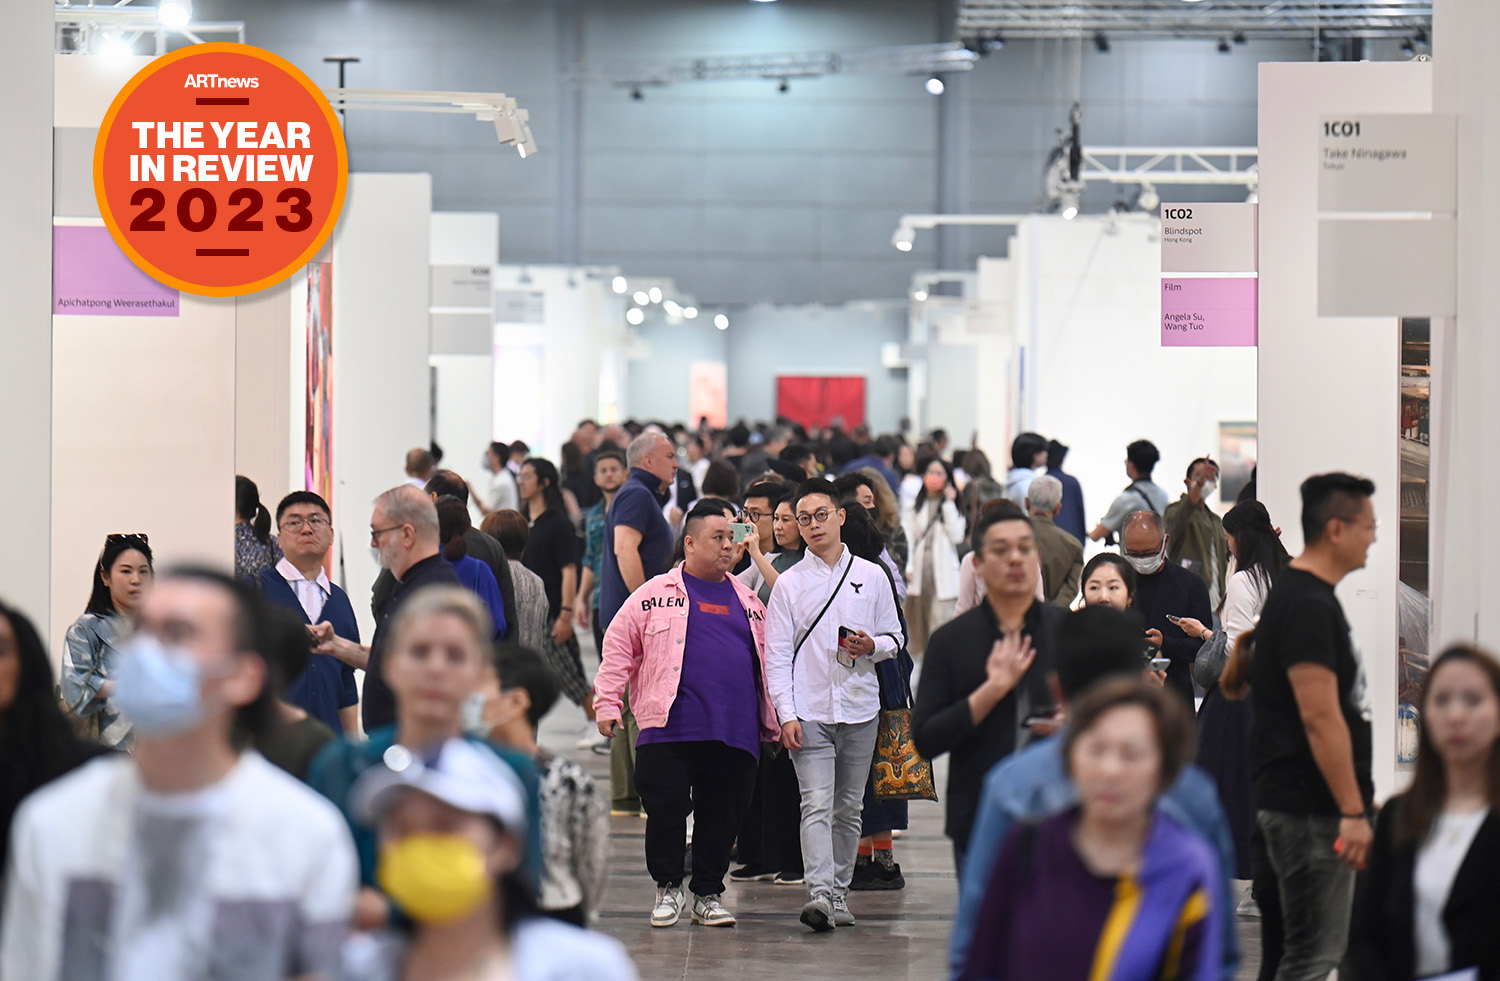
xmin=776 ymin=376 xmax=866 ymax=430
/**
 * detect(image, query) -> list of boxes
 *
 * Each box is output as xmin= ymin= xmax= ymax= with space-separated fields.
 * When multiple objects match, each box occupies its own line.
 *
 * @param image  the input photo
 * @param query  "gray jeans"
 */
xmin=1257 ymin=809 xmax=1356 ymax=981
xmin=791 ymin=717 xmax=879 ymax=901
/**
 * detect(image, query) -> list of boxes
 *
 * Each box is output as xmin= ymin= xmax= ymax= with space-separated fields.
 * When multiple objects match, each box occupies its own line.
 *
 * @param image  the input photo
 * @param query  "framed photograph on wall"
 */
xmin=1217 ymin=422 xmax=1257 ymax=512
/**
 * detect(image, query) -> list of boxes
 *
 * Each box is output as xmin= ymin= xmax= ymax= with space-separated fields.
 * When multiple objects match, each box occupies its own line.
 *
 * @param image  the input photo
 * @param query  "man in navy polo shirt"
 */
xmin=259 ymin=491 xmax=361 ymax=734
xmin=599 ymin=429 xmax=678 ymax=814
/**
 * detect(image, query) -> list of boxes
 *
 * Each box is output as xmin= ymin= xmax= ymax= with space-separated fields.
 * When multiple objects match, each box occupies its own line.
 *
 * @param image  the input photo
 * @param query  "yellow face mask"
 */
xmin=377 ymin=833 xmax=493 ymax=923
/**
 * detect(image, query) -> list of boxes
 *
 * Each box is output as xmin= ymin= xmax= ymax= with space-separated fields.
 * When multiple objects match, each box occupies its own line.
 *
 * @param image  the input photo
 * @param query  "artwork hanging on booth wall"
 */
xmin=305 ymin=259 xmax=333 ymax=574
xmin=776 ymin=376 xmax=866 ymax=431
xmin=1216 ymin=422 xmax=1257 ymax=513
xmin=689 ymin=362 xmax=728 ymax=430
xmin=1396 ymin=317 xmax=1431 ymax=767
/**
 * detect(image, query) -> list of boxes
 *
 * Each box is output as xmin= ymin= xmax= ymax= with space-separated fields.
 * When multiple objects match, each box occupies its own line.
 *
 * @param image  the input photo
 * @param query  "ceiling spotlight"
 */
xmin=988 ymin=36 xmax=1006 ymax=52
xmin=714 ymin=314 xmax=729 ymax=330
xmin=632 ymin=291 xmax=650 ymax=306
xmin=925 ymin=76 xmax=945 ymax=96
xmin=1217 ymin=38 xmax=1231 ymax=54
xmin=891 ymin=225 xmax=915 ymax=252
xmin=683 ymin=306 xmax=699 ymax=319
xmin=664 ymin=300 xmax=682 ymax=317
xmin=611 ymin=275 xmax=627 ymax=294
xmin=1094 ymin=32 xmax=1110 ymax=53
xmin=1415 ymin=27 xmax=1428 ymax=44
xmin=1232 ymin=32 xmax=1247 ymax=45
xmin=1058 ymin=188 xmax=1081 ymax=221
xmin=158 ymin=0 xmax=192 ymax=29
xmin=912 ymin=289 xmax=929 ymax=302
xmin=1400 ymin=38 xmax=1416 ymax=57
xmin=1137 ymin=182 xmax=1160 ymax=212
xmin=778 ymin=77 xmax=790 ymax=94
xmin=630 ymin=87 xmax=643 ymax=102
xmin=625 ymin=307 xmax=645 ymax=326
xmin=98 ymin=32 xmax=134 ymax=61
xmin=648 ymin=286 xmax=663 ymax=304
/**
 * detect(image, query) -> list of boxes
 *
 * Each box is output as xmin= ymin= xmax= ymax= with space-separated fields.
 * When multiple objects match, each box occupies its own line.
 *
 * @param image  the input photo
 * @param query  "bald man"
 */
xmin=1120 ymin=510 xmax=1212 ymax=703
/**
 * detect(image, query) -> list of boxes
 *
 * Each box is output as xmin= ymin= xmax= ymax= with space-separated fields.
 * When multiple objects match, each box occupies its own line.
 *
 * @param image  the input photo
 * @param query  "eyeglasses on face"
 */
xmin=743 ymin=508 xmax=770 ymax=522
xmin=280 ymin=515 xmax=331 ymax=532
xmin=370 ymin=525 xmax=404 ymax=544
xmin=795 ymin=507 xmax=839 ymax=527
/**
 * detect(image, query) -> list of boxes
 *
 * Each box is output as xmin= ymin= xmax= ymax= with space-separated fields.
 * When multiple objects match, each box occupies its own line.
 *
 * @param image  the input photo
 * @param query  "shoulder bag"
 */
xmin=872 ymin=569 xmax=938 ymax=802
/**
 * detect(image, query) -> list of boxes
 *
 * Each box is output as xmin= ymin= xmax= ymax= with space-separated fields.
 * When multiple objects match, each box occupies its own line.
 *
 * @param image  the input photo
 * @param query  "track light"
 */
xmin=1059 ymin=188 xmax=1081 ymax=221
xmin=683 ymin=307 xmax=699 ymax=319
xmin=1094 ymin=32 xmax=1110 ymax=53
xmin=158 ymin=0 xmax=192 ymax=29
xmin=912 ymin=289 xmax=928 ymax=302
xmin=633 ymin=291 xmax=650 ymax=305
xmin=648 ymin=287 xmax=663 ymax=304
xmin=1218 ymin=38 xmax=1231 ymax=54
xmin=891 ymin=225 xmax=915 ymax=252
xmin=664 ymin=300 xmax=682 ymax=317
xmin=625 ymin=307 xmax=645 ymax=326
xmin=778 ymin=77 xmax=790 ymax=94
xmin=99 ymin=32 xmax=134 ymax=61
xmin=1400 ymin=38 xmax=1415 ymax=57
xmin=1137 ymin=183 xmax=1159 ymax=213
xmin=925 ymin=76 xmax=945 ymax=96
xmin=1415 ymin=27 xmax=1428 ymax=43
xmin=611 ymin=276 xmax=627 ymax=294
xmin=630 ymin=87 xmax=643 ymax=101
xmin=714 ymin=314 xmax=729 ymax=330
xmin=1232 ymin=32 xmax=1247 ymax=45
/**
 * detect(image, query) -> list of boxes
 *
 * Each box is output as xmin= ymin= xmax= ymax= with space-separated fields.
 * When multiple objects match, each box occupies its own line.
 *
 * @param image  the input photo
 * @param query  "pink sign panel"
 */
xmin=1161 ymin=277 xmax=1257 ymax=347
xmin=53 ymin=224 xmax=179 ymax=317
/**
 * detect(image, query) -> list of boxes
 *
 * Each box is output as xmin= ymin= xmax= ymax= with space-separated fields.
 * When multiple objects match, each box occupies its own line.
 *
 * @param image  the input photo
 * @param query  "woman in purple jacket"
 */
xmin=962 ymin=678 xmax=1222 ymax=981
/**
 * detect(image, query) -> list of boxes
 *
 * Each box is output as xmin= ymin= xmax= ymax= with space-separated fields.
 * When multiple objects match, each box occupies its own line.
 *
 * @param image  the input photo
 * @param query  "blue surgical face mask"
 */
xmin=112 ymin=633 xmax=206 ymax=738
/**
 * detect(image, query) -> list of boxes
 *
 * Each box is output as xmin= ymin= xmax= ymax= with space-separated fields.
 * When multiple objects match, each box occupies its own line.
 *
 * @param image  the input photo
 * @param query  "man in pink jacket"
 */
xmin=594 ymin=500 xmax=781 ymax=931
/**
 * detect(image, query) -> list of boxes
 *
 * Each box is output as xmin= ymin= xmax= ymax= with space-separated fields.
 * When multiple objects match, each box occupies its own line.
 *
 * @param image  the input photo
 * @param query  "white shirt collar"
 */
xmin=275 ymin=557 xmax=330 ymax=592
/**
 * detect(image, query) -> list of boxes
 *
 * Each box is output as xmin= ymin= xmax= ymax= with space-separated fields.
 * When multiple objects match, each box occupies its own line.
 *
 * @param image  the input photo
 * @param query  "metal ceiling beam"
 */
xmin=957 ymin=1 xmax=1432 ymax=40
xmin=569 ymin=42 xmax=978 ymax=88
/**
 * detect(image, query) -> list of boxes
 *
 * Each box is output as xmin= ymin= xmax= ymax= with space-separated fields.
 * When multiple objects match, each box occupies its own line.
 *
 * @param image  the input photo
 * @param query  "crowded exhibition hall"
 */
xmin=7 ymin=0 xmax=1500 ymax=979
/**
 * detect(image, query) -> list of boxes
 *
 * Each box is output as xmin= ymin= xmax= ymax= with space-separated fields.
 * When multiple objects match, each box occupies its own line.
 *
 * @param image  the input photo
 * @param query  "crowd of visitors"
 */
xmin=2 ymin=413 xmax=1497 ymax=981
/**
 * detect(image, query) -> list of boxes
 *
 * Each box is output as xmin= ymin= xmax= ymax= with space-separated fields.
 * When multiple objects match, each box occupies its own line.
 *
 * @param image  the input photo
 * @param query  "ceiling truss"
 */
xmin=957 ymin=2 xmax=1433 ymax=41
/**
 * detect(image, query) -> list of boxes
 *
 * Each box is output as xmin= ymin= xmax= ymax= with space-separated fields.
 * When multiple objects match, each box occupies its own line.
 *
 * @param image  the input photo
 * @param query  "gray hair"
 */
xmin=387 ymin=584 xmax=493 ymax=655
xmin=1027 ymin=474 xmax=1064 ymax=514
xmin=374 ymin=484 xmax=440 ymax=543
xmin=626 ymin=431 xmax=669 ymax=468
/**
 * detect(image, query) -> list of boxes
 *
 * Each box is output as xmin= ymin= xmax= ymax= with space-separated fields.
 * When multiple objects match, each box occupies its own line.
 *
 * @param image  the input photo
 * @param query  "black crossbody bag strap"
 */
xmin=791 ymin=557 xmax=853 ymax=667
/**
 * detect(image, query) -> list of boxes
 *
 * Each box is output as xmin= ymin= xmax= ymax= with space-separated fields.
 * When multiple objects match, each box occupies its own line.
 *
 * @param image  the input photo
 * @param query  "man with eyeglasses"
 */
xmin=256 ymin=491 xmax=362 ymax=735
xmin=362 ymin=485 xmax=461 ymax=731
xmin=911 ymin=504 xmax=1063 ymax=873
xmin=764 ymin=480 xmax=903 ymax=932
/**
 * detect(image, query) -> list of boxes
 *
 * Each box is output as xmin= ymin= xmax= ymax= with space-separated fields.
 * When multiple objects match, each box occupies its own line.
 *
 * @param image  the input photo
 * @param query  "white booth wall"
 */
xmin=1257 ymin=62 xmax=1431 ymax=802
xmin=973 ymin=215 xmax=1258 ymax=530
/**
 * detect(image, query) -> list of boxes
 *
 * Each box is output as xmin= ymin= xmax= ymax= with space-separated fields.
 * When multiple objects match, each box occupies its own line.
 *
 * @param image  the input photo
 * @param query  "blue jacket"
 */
xmin=949 ymin=732 xmax=1239 ymax=981
xmin=1047 ymin=466 xmax=1088 ymax=543
xmin=257 ymin=567 xmax=359 ymax=734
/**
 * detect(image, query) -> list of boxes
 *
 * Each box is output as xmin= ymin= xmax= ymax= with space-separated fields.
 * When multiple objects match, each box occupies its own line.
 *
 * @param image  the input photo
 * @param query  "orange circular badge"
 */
xmin=94 ymin=43 xmax=348 ymax=297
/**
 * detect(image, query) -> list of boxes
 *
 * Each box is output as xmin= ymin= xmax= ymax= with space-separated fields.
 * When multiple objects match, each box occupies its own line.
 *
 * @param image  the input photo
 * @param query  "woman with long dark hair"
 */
xmin=902 ymin=456 xmax=966 ymax=656
xmin=235 ymin=474 xmax=283 ymax=581
xmin=517 ymin=458 xmax=587 ymax=718
xmin=1179 ymin=500 xmax=1290 ymax=885
xmin=1351 ymin=646 xmax=1500 ymax=980
xmin=63 ymin=533 xmax=154 ymax=748
xmin=0 ymin=600 xmax=107 ymax=891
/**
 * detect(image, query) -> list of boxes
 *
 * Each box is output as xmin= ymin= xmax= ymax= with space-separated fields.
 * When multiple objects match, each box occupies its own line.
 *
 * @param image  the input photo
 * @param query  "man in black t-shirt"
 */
xmin=1250 ymin=472 xmax=1377 ymax=981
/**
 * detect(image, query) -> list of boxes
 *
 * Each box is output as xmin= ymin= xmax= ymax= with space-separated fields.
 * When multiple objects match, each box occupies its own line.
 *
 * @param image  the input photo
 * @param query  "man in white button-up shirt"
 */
xmin=764 ymin=480 xmax=903 ymax=933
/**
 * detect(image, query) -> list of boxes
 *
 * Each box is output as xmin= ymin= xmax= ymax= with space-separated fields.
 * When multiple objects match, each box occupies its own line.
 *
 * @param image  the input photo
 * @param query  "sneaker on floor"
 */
xmin=692 ymin=893 xmax=737 ymax=927
xmin=591 ymin=740 xmax=613 ymax=757
xmin=576 ymin=732 xmax=609 ymax=752
xmin=799 ymin=895 xmax=835 ymax=932
xmin=864 ymin=861 xmax=906 ymax=891
xmin=650 ymin=886 xmax=685 ymax=928
xmin=849 ymin=855 xmax=878 ymax=891
xmin=729 ymin=864 xmax=777 ymax=882
xmin=774 ymin=871 xmax=804 ymax=885
xmin=609 ymin=808 xmax=642 ymax=818
xmin=831 ymin=895 xmax=856 ymax=927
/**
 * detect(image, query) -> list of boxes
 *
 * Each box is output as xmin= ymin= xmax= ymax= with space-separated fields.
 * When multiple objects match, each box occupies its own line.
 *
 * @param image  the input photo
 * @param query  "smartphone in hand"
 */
xmin=1149 ymin=657 xmax=1171 ymax=672
xmin=731 ymin=522 xmax=752 ymax=544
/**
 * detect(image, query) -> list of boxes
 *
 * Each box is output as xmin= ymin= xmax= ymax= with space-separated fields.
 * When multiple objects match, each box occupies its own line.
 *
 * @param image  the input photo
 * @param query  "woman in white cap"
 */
xmin=342 ymin=737 xmax=637 ymax=981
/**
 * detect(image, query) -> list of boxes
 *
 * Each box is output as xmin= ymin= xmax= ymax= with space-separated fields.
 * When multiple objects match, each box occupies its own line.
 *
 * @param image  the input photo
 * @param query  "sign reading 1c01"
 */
xmin=94 ymin=43 xmax=348 ymax=297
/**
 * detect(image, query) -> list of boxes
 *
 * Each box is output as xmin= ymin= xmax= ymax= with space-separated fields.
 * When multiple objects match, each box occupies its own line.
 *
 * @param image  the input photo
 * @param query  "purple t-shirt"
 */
xmin=636 ymin=571 xmax=760 ymax=760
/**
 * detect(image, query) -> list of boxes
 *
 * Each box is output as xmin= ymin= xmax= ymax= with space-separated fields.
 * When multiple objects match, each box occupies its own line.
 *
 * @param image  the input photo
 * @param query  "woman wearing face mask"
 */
xmin=62 ymin=533 xmax=154 ymax=748
xmin=342 ymin=737 xmax=636 ymax=981
xmin=960 ymin=678 xmax=1221 ymax=981
xmin=0 ymin=600 xmax=111 ymax=896
xmin=858 ymin=466 xmax=909 ymax=571
xmin=308 ymin=587 xmax=543 ymax=931
xmin=1349 ymin=646 xmax=1500 ymax=981
xmin=903 ymin=457 xmax=967 ymax=656
xmin=834 ymin=471 xmax=908 ymax=603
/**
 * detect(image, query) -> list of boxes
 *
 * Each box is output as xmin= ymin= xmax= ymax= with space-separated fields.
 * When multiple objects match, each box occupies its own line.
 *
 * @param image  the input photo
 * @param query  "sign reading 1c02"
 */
xmin=94 ymin=43 xmax=348 ymax=298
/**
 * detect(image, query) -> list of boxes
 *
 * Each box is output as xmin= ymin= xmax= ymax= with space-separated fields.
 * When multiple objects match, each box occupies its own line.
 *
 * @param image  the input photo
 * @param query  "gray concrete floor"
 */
xmin=548 ymin=635 xmax=1262 ymax=980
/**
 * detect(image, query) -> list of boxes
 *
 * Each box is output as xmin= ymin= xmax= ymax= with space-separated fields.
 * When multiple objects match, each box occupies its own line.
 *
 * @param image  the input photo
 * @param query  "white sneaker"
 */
xmin=799 ymin=895 xmax=835 ymax=932
xmin=832 ymin=895 xmax=856 ymax=927
xmin=691 ymin=893 xmax=737 ymax=927
xmin=650 ymin=886 xmax=685 ymax=927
